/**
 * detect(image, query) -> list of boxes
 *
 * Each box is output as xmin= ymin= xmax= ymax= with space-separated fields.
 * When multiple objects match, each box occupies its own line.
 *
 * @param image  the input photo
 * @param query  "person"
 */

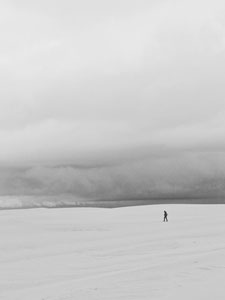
xmin=163 ymin=210 xmax=168 ymax=222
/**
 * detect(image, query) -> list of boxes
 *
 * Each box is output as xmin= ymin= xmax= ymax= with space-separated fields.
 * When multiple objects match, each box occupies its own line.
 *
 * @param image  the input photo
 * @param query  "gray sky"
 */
xmin=0 ymin=0 xmax=225 ymax=199
xmin=0 ymin=0 xmax=225 ymax=165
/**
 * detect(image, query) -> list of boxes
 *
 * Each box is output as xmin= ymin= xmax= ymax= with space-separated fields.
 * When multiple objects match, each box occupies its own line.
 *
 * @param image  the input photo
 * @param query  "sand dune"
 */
xmin=0 ymin=204 xmax=225 ymax=299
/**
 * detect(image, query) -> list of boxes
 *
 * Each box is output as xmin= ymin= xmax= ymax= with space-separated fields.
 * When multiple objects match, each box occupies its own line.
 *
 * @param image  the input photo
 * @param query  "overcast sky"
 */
xmin=0 ymin=0 xmax=224 ymax=165
xmin=0 ymin=0 xmax=225 ymax=199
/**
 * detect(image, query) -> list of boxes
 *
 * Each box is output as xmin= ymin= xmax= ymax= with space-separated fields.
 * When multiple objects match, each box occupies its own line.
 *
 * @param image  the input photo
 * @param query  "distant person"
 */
xmin=163 ymin=210 xmax=168 ymax=222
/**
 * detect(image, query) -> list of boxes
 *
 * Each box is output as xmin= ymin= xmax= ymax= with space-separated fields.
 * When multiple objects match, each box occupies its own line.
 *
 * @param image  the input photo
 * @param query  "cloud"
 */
xmin=0 ymin=150 xmax=225 ymax=204
xmin=0 ymin=0 xmax=225 ymax=202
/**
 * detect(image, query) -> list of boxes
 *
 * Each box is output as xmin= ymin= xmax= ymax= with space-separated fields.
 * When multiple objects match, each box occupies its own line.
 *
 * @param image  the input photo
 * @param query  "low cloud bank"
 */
xmin=0 ymin=150 xmax=224 ymax=208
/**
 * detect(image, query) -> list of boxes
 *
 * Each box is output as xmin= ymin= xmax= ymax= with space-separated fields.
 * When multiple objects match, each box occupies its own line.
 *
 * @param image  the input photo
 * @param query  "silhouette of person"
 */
xmin=164 ymin=210 xmax=168 ymax=222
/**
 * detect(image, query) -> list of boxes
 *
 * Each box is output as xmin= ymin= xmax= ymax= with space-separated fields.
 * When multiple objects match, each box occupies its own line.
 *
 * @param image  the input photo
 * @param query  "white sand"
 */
xmin=0 ymin=204 xmax=225 ymax=300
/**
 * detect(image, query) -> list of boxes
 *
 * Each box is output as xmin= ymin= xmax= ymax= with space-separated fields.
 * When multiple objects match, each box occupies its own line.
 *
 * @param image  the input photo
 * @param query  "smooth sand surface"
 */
xmin=0 ymin=204 xmax=225 ymax=299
